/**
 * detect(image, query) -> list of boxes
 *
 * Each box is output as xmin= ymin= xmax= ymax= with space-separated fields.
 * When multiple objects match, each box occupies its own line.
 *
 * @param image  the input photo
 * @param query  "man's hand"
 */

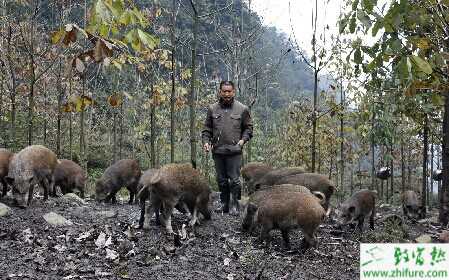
xmin=237 ymin=140 xmax=245 ymax=147
xmin=203 ymin=143 xmax=211 ymax=152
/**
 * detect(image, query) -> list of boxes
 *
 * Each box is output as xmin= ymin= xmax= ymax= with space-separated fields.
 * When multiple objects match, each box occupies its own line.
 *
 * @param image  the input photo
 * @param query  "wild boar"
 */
xmin=6 ymin=145 xmax=57 ymax=208
xmin=274 ymin=173 xmax=336 ymax=211
xmin=0 ymin=148 xmax=14 ymax=197
xmin=95 ymin=159 xmax=141 ymax=204
xmin=241 ymin=184 xmax=324 ymax=232
xmin=138 ymin=163 xmax=211 ymax=234
xmin=251 ymin=166 xmax=306 ymax=193
xmin=137 ymin=168 xmax=206 ymax=229
xmin=401 ymin=190 xmax=425 ymax=220
xmin=241 ymin=162 xmax=273 ymax=193
xmin=255 ymin=191 xmax=326 ymax=250
xmin=53 ymin=159 xmax=86 ymax=198
xmin=337 ymin=189 xmax=377 ymax=232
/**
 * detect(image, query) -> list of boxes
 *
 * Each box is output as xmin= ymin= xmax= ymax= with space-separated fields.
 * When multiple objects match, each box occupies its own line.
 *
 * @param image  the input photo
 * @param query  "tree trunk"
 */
xmin=69 ymin=112 xmax=73 ymax=160
xmin=440 ymin=89 xmax=449 ymax=226
xmin=113 ymin=108 xmax=117 ymax=163
xmin=170 ymin=0 xmax=176 ymax=163
xmin=28 ymin=80 xmax=35 ymax=146
xmin=56 ymin=60 xmax=64 ymax=157
xmin=390 ymin=142 xmax=394 ymax=204
xmin=189 ymin=1 xmax=198 ymax=168
xmin=407 ymin=142 xmax=412 ymax=190
xmin=430 ymin=136 xmax=434 ymax=209
xmin=119 ymin=102 xmax=123 ymax=160
xmin=401 ymin=137 xmax=405 ymax=193
xmin=371 ymin=104 xmax=376 ymax=192
xmin=340 ymin=77 xmax=345 ymax=197
xmin=422 ymin=111 xmax=428 ymax=216
xmin=310 ymin=0 xmax=318 ymax=173
xmin=150 ymin=84 xmax=156 ymax=168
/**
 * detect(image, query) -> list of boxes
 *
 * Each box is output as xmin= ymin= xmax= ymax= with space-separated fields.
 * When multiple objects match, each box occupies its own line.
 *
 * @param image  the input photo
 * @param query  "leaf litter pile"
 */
xmin=0 ymin=194 xmax=445 ymax=280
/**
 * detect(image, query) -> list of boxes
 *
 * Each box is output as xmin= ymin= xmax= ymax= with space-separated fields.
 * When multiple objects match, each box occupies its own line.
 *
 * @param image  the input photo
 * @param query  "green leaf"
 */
xmin=354 ymin=48 xmax=363 ymax=64
xmin=372 ymin=20 xmax=383 ymax=36
xmin=410 ymin=55 xmax=432 ymax=74
xmin=349 ymin=15 xmax=357 ymax=33
xmin=431 ymin=93 xmax=444 ymax=106
xmin=132 ymin=8 xmax=149 ymax=28
xmin=357 ymin=9 xmax=372 ymax=30
xmin=104 ymin=0 xmax=124 ymax=18
xmin=137 ymin=29 xmax=159 ymax=50
xmin=99 ymin=23 xmax=109 ymax=37
xmin=339 ymin=15 xmax=349 ymax=34
xmin=396 ymin=56 xmax=409 ymax=80
xmin=352 ymin=0 xmax=360 ymax=11
xmin=362 ymin=0 xmax=375 ymax=13
xmin=94 ymin=0 xmax=112 ymax=22
xmin=119 ymin=10 xmax=131 ymax=25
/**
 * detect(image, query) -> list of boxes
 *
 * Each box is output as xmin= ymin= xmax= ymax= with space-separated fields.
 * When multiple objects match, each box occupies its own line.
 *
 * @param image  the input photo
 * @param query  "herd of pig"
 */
xmin=0 ymin=146 xmax=426 ymax=251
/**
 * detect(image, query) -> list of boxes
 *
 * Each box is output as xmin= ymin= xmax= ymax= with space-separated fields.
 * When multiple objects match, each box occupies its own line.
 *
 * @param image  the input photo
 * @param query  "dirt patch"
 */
xmin=0 ymin=195 xmax=444 ymax=280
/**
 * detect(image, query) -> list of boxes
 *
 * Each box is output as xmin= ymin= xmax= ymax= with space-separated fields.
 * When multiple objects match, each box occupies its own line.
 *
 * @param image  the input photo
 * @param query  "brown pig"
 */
xmin=137 ymin=168 xmax=204 ymax=228
xmin=53 ymin=159 xmax=86 ymax=198
xmin=241 ymin=162 xmax=273 ymax=193
xmin=274 ymin=173 xmax=336 ymax=211
xmin=6 ymin=145 xmax=57 ymax=208
xmin=255 ymin=191 xmax=326 ymax=250
xmin=95 ymin=159 xmax=141 ymax=204
xmin=337 ymin=189 xmax=377 ymax=232
xmin=251 ymin=167 xmax=306 ymax=193
xmin=401 ymin=190 xmax=425 ymax=220
xmin=137 ymin=163 xmax=211 ymax=233
xmin=241 ymin=184 xmax=325 ymax=232
xmin=0 ymin=148 xmax=14 ymax=197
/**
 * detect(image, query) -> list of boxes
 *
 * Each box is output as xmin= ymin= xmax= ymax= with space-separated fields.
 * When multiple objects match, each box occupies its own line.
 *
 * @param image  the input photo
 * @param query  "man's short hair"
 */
xmin=220 ymin=80 xmax=235 ymax=90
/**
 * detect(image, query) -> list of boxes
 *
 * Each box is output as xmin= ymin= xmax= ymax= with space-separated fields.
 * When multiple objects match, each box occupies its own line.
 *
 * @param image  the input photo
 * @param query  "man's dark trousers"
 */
xmin=212 ymin=153 xmax=242 ymax=212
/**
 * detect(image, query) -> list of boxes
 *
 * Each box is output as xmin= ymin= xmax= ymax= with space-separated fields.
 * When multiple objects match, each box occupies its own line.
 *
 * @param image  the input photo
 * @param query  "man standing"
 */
xmin=202 ymin=81 xmax=253 ymax=215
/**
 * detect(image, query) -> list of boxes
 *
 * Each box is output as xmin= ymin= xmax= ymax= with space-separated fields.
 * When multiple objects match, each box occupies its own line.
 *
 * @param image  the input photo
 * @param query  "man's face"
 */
xmin=219 ymin=84 xmax=235 ymax=104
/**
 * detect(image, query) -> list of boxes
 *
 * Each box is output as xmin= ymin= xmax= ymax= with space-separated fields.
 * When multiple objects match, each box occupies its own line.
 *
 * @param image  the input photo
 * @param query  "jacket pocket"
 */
xmin=230 ymin=114 xmax=241 ymax=129
xmin=212 ymin=114 xmax=221 ymax=128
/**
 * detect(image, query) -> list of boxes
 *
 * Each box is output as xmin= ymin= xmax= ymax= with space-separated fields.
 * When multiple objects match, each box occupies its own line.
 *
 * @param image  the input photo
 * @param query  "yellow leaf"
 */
xmin=108 ymin=94 xmax=122 ymax=107
xmin=416 ymin=38 xmax=430 ymax=50
xmin=155 ymin=7 xmax=162 ymax=18
xmin=51 ymin=28 xmax=65 ymax=44
xmin=404 ymin=82 xmax=416 ymax=97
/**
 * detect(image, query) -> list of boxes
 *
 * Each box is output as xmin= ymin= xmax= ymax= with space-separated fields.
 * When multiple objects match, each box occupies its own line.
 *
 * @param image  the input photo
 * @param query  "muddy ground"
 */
xmin=0 ymin=193 xmax=445 ymax=280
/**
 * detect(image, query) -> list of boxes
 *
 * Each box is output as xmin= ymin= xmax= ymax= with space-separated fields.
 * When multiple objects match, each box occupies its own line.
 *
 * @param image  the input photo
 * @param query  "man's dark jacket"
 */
xmin=201 ymin=99 xmax=253 ymax=155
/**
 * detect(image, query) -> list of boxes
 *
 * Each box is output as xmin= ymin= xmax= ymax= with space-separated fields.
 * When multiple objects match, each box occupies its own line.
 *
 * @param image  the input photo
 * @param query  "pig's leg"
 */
xmin=181 ymin=202 xmax=192 ymax=218
xmin=259 ymin=225 xmax=271 ymax=248
xmin=188 ymin=201 xmax=199 ymax=227
xmin=301 ymin=233 xmax=314 ymax=249
xmin=1 ymin=179 xmax=7 ymax=197
xmin=27 ymin=185 xmax=35 ymax=206
xmin=369 ymin=209 xmax=375 ymax=230
xmin=357 ymin=216 xmax=365 ymax=233
xmin=126 ymin=185 xmax=135 ymax=204
xmin=41 ymin=177 xmax=50 ymax=201
xmin=161 ymin=201 xmax=176 ymax=234
xmin=48 ymin=175 xmax=55 ymax=198
xmin=138 ymin=195 xmax=146 ymax=229
xmin=144 ymin=195 xmax=161 ymax=229
xmin=129 ymin=190 xmax=135 ymax=204
xmin=281 ymin=229 xmax=291 ymax=250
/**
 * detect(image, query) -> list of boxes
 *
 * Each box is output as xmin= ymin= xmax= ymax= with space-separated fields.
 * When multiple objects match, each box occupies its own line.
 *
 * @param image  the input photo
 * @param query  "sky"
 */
xmin=252 ymin=0 xmax=345 ymax=56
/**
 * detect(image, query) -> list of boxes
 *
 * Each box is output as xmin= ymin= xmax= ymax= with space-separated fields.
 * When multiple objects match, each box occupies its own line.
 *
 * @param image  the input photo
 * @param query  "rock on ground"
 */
xmin=0 ymin=202 xmax=11 ymax=217
xmin=43 ymin=212 xmax=73 ymax=226
xmin=62 ymin=193 xmax=86 ymax=205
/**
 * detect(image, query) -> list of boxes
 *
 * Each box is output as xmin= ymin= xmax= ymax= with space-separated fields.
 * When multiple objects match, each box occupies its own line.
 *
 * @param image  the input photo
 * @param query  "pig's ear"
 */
xmin=5 ymin=176 xmax=14 ymax=185
xmin=348 ymin=206 xmax=356 ymax=213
